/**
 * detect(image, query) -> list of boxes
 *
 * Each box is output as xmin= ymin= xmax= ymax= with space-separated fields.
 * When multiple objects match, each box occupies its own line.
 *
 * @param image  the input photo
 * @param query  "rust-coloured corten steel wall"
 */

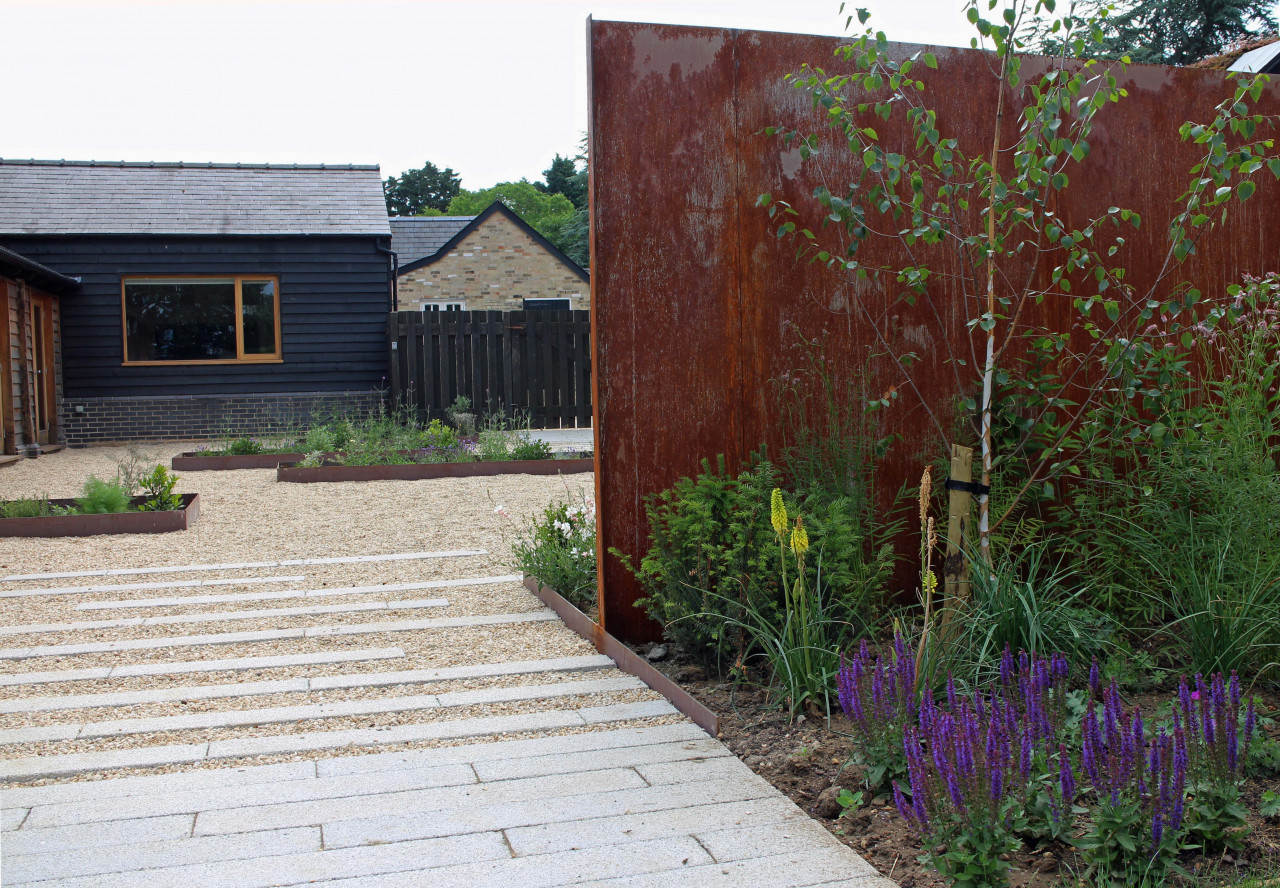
xmin=587 ymin=19 xmax=1280 ymax=642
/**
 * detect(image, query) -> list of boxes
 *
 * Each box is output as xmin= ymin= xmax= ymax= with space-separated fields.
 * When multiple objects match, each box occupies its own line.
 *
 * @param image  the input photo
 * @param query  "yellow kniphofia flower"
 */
xmin=790 ymin=519 xmax=809 ymax=556
xmin=770 ymin=488 xmax=788 ymax=537
xmin=923 ymin=569 xmax=938 ymax=597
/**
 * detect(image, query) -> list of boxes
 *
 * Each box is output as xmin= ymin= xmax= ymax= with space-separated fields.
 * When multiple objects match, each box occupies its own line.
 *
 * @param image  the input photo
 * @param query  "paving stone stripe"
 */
xmin=3 ymin=830 xmax=517 ymax=888
xmin=76 ymin=575 xmax=523 ymax=610
xmin=17 ymin=763 xmax=480 ymax=835
xmin=0 ymin=655 xmax=616 ymax=714
xmin=197 ymin=744 xmax=746 ymax=840
xmin=10 ymin=739 xmax=729 ymax=831
xmin=501 ymin=796 xmax=804 ymax=857
xmin=316 ymin=768 xmax=777 ymax=851
xmin=0 ymin=611 xmax=559 ymax=660
xmin=1 ymin=814 xmax=197 ymax=852
xmin=0 ymin=701 xmax=678 ymax=782
xmin=1 ymin=550 xmax=488 ymax=583
xmin=312 ymin=722 xmax=709 ymax=778
xmin=0 ymin=576 xmax=307 ymax=600
xmin=0 ymin=676 xmax=646 ymax=745
xmin=0 ymin=648 xmax=406 ymax=688
xmin=0 ymin=598 xmax=451 ymax=637
xmin=2 ymin=826 xmax=323 ymax=884
xmin=567 ymin=845 xmax=892 ymax=888
xmin=2 ymin=723 xmax=701 ymax=809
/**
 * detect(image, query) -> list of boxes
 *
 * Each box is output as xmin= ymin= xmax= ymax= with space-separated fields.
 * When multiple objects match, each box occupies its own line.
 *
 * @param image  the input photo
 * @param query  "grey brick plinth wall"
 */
xmin=60 ymin=391 xmax=383 ymax=446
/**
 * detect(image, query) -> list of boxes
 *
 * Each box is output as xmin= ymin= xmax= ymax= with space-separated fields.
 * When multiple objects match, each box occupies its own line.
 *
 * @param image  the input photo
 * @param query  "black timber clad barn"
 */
xmin=0 ymin=160 xmax=393 ymax=445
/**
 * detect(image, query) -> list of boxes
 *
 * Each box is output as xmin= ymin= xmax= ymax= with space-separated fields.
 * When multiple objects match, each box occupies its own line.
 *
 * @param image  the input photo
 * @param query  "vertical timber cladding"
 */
xmin=588 ymin=19 xmax=1280 ymax=642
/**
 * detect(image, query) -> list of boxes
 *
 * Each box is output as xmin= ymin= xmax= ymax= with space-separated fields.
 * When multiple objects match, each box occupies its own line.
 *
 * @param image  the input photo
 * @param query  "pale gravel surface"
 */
xmin=0 ymin=442 xmax=591 ymax=577
xmin=1 ymin=688 xmax=663 ymax=757
xmin=0 ymin=667 xmax=625 ymax=726
xmin=0 ymin=444 xmax=689 ymax=786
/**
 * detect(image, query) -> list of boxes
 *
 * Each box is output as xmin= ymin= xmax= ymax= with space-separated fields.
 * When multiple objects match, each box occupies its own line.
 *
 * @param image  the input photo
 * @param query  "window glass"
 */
xmin=124 ymin=279 xmax=236 ymax=361
xmin=241 ymin=280 xmax=277 ymax=355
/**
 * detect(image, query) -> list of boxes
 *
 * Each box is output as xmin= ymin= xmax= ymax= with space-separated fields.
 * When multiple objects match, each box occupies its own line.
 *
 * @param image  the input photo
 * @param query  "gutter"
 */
xmin=375 ymin=238 xmax=398 ymax=311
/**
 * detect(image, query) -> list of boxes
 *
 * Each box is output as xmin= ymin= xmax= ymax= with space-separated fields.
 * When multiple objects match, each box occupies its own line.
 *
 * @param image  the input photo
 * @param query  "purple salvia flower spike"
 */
xmin=893 ymin=780 xmax=914 ymax=824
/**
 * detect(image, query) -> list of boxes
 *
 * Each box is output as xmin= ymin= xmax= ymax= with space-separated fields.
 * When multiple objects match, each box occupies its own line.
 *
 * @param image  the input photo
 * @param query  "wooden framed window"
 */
xmin=121 ymin=276 xmax=282 ymax=365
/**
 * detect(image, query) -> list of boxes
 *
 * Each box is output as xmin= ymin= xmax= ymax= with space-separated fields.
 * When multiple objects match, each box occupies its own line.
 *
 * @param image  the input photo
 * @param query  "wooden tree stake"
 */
xmin=940 ymin=444 xmax=973 ymax=629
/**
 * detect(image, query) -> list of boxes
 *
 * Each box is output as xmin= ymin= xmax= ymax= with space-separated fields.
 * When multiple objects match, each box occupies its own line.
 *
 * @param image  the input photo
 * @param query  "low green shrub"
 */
xmin=76 ymin=476 xmax=132 ymax=514
xmin=225 ymin=437 xmax=265 ymax=455
xmin=510 ymin=439 xmax=554 ymax=461
xmin=626 ymin=455 xmax=894 ymax=670
xmin=510 ymin=495 xmax=597 ymax=611
xmin=137 ymin=465 xmax=183 ymax=511
xmin=0 ymin=496 xmax=57 ymax=519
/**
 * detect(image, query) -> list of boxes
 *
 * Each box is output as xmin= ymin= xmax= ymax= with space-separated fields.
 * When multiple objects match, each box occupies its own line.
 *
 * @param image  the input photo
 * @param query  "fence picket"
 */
xmin=388 ymin=310 xmax=592 ymax=428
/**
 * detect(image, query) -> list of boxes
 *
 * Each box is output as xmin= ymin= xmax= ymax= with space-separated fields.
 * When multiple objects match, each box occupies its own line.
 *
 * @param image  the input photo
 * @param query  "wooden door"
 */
xmin=29 ymin=295 xmax=56 ymax=445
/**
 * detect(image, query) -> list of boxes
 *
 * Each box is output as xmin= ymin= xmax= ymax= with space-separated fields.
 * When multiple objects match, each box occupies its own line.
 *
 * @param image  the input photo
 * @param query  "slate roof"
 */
xmin=389 ymin=216 xmax=475 ymax=265
xmin=0 ymin=160 xmax=392 ymax=236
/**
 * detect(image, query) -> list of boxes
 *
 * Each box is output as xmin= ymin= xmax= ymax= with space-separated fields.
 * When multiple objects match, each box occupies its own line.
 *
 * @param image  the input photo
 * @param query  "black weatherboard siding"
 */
xmin=0 ymin=235 xmax=391 ymax=399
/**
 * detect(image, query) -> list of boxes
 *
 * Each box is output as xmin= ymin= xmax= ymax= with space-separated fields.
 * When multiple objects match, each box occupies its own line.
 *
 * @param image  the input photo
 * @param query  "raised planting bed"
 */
xmin=276 ymin=457 xmax=594 ymax=483
xmin=0 ymin=494 xmax=200 ymax=538
xmin=172 ymin=452 xmax=304 ymax=471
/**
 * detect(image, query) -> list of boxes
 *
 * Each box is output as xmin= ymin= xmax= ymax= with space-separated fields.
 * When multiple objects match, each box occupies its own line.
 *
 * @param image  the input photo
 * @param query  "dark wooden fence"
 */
xmin=387 ymin=309 xmax=592 ymax=429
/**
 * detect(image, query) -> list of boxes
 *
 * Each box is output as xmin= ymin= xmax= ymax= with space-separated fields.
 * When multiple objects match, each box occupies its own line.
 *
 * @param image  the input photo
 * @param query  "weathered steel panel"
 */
xmin=589 ymin=19 xmax=1280 ymax=641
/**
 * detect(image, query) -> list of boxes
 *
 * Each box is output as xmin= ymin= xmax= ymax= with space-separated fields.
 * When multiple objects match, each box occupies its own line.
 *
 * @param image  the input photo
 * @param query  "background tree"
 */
xmin=445 ymin=180 xmax=583 ymax=265
xmin=383 ymin=161 xmax=462 ymax=216
xmin=536 ymin=153 xmax=587 ymax=209
xmin=553 ymin=138 xmax=591 ymax=267
xmin=1033 ymin=0 xmax=1277 ymax=64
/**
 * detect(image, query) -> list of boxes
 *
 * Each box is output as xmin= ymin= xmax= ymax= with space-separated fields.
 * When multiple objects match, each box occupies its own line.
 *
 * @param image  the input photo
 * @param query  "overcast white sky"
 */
xmin=2 ymin=0 xmax=987 ymax=186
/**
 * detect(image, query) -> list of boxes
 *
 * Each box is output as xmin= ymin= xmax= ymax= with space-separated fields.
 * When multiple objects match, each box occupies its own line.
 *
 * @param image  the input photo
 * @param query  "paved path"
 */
xmin=0 ymin=461 xmax=891 ymax=887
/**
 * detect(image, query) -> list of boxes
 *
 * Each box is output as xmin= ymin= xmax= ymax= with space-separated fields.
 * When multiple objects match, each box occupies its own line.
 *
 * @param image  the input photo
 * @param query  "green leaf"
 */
xmin=923 ymin=52 xmax=937 ymax=68
xmin=1238 ymin=180 xmax=1256 ymax=201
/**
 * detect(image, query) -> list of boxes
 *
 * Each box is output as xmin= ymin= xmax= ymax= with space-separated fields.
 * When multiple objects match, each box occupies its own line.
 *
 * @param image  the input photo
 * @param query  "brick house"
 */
xmin=0 ymin=159 xmax=393 ymax=446
xmin=391 ymin=202 xmax=589 ymax=313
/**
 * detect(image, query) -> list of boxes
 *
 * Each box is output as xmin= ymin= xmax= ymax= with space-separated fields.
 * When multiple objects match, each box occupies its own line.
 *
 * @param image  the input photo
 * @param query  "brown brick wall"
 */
xmin=397 ymin=213 xmax=588 ymax=312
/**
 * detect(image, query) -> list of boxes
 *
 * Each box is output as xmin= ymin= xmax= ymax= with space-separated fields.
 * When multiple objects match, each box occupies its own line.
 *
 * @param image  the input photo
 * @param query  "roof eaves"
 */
xmin=0 ymin=244 xmax=80 ymax=293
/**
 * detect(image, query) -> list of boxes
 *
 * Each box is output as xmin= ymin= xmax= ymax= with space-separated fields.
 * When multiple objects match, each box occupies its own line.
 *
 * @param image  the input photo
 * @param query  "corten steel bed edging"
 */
xmin=523 ymin=575 xmax=719 ymax=738
xmin=0 ymin=493 xmax=199 ymax=538
xmin=276 ymin=458 xmax=594 ymax=483
xmin=173 ymin=452 xmax=305 ymax=471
